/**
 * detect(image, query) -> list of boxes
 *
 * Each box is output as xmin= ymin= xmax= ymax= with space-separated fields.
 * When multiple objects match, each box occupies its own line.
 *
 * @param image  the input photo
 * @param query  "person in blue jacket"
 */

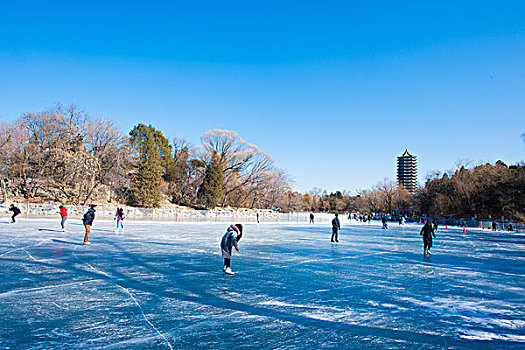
xmin=221 ymin=224 xmax=243 ymax=275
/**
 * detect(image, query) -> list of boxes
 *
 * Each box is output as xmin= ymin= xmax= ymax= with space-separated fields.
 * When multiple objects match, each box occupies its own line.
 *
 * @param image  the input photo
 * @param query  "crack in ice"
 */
xmin=72 ymin=246 xmax=174 ymax=350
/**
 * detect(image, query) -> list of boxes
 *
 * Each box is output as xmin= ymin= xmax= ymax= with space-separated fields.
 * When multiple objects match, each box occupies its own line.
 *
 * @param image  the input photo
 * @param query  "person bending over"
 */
xmin=221 ymin=224 xmax=243 ymax=275
xmin=9 ymin=204 xmax=21 ymax=223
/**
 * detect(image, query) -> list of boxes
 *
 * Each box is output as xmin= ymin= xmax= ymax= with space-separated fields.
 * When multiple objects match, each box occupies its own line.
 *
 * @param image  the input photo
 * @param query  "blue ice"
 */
xmin=0 ymin=219 xmax=524 ymax=349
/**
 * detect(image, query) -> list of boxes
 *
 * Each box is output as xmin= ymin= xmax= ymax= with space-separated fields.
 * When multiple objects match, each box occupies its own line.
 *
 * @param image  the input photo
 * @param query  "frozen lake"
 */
xmin=0 ymin=218 xmax=524 ymax=349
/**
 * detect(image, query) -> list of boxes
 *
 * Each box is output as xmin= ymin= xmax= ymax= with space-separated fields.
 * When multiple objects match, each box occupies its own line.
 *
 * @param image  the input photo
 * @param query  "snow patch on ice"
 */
xmin=259 ymin=299 xmax=342 ymax=312
xmin=397 ymin=296 xmax=521 ymax=316
xmin=457 ymin=329 xmax=525 ymax=342
xmin=458 ymin=316 xmax=525 ymax=330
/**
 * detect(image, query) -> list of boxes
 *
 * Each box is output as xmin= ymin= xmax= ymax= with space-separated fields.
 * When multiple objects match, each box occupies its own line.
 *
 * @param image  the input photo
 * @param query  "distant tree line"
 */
xmin=356 ymin=162 xmax=525 ymax=221
xmin=416 ymin=162 xmax=524 ymax=221
xmin=0 ymin=105 xmax=522 ymax=221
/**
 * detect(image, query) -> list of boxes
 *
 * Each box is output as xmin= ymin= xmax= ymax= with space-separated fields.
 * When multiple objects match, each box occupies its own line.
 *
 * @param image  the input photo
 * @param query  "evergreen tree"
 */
xmin=129 ymin=125 xmax=163 ymax=207
xmin=129 ymin=124 xmax=173 ymax=173
xmin=197 ymin=152 xmax=224 ymax=209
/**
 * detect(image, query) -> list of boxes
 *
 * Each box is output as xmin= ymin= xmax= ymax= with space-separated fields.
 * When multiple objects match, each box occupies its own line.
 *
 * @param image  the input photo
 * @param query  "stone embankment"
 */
xmin=0 ymin=203 xmax=339 ymax=223
xmin=1 ymin=203 xmax=523 ymax=230
xmin=0 ymin=203 xmax=283 ymax=222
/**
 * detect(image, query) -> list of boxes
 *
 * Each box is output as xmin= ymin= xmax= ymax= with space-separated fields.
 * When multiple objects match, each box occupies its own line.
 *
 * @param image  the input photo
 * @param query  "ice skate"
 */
xmin=224 ymin=267 xmax=234 ymax=275
xmin=84 ymin=241 xmax=91 ymax=246
xmin=427 ymin=251 xmax=431 ymax=255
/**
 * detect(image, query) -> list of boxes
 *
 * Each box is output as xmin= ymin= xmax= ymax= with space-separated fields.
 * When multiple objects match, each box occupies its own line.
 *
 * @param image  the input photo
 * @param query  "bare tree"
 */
xmin=195 ymin=129 xmax=275 ymax=207
xmin=357 ymin=189 xmax=383 ymax=214
xmin=81 ymin=117 xmax=131 ymax=204
xmin=167 ymin=137 xmax=192 ymax=204
xmin=376 ymin=178 xmax=397 ymax=214
xmin=1 ymin=105 xmax=129 ymax=204
xmin=394 ymin=185 xmax=414 ymax=214
xmin=0 ymin=122 xmax=13 ymax=202
xmin=309 ymin=187 xmax=323 ymax=197
xmin=455 ymin=158 xmax=474 ymax=170
xmin=425 ymin=170 xmax=441 ymax=182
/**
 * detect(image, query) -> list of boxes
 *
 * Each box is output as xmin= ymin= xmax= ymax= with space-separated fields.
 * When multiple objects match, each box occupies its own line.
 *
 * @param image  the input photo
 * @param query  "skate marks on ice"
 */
xmin=0 ymin=220 xmax=524 ymax=348
xmin=0 ymin=243 xmax=459 ymax=348
xmin=71 ymin=243 xmax=174 ymax=350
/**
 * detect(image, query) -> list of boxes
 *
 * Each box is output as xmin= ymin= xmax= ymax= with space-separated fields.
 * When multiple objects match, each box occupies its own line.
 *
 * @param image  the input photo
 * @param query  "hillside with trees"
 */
xmin=0 ymin=105 xmax=292 ymax=210
xmin=0 ymin=105 xmax=523 ymax=221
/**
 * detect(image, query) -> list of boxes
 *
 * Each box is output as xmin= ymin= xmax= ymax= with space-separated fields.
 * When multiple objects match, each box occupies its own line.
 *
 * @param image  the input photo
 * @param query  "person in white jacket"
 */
xmin=220 ymin=224 xmax=243 ymax=275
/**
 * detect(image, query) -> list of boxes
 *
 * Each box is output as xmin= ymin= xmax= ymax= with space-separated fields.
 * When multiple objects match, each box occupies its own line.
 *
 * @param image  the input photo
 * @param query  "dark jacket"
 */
xmin=420 ymin=222 xmax=436 ymax=245
xmin=420 ymin=222 xmax=435 ymax=236
xmin=9 ymin=206 xmax=21 ymax=215
xmin=83 ymin=208 xmax=95 ymax=226
xmin=115 ymin=208 xmax=125 ymax=220
xmin=332 ymin=217 xmax=340 ymax=230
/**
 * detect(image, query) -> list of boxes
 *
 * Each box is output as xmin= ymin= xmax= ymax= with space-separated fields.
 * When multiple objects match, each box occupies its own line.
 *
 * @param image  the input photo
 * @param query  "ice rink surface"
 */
xmin=0 ymin=218 xmax=524 ymax=349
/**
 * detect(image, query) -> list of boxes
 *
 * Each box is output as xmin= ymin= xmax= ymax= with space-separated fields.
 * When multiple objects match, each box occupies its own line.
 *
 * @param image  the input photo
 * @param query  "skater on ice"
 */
xmin=82 ymin=204 xmax=96 ymax=245
xmin=59 ymin=205 xmax=67 ymax=231
xmin=114 ymin=207 xmax=125 ymax=232
xmin=331 ymin=213 xmax=340 ymax=242
xmin=420 ymin=220 xmax=436 ymax=256
xmin=221 ymin=224 xmax=243 ymax=275
xmin=310 ymin=213 xmax=314 ymax=224
xmin=9 ymin=204 xmax=21 ymax=223
xmin=382 ymin=216 xmax=388 ymax=229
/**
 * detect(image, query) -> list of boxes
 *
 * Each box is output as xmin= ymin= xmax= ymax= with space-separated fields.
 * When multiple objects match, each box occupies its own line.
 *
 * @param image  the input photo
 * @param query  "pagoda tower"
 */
xmin=397 ymin=149 xmax=417 ymax=192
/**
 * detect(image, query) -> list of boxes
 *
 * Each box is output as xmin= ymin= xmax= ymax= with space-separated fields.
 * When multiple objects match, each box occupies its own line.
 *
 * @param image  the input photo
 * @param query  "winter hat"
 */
xmin=234 ymin=224 xmax=243 ymax=241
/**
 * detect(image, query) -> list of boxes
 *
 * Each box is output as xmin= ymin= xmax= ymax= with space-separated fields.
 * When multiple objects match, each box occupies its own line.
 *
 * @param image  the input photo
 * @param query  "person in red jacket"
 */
xmin=59 ymin=205 xmax=68 ymax=232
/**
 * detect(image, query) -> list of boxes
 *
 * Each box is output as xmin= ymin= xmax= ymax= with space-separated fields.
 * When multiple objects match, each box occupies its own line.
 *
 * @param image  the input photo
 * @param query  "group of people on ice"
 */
xmin=80 ymin=205 xmax=126 ymax=245
xmin=8 ymin=203 xmax=126 ymax=246
xmin=222 ymin=212 xmax=441 ymax=275
xmin=0 ymin=201 xmax=487 ymax=271
xmin=6 ymin=201 xmax=517 ymax=276
xmin=56 ymin=204 xmax=126 ymax=245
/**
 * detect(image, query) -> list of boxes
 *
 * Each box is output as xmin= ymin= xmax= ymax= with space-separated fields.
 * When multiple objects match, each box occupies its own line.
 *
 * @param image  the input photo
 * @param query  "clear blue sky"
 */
xmin=1 ymin=1 xmax=524 ymax=193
